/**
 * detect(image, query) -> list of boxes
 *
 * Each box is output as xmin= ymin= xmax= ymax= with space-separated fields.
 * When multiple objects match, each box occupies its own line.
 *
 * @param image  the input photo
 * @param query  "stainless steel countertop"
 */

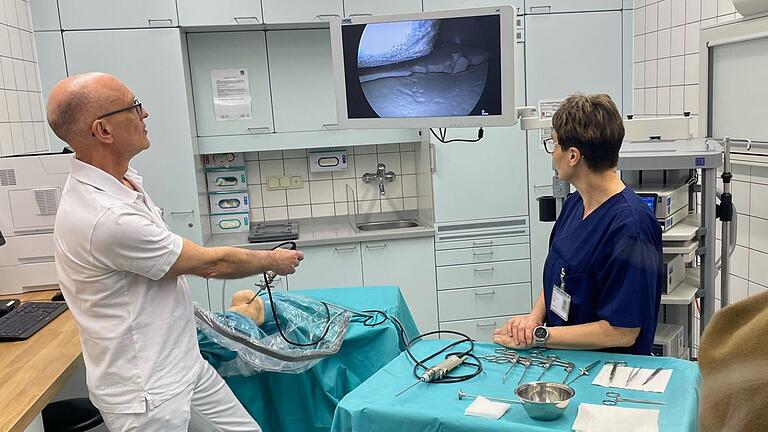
xmin=204 ymin=211 xmax=435 ymax=250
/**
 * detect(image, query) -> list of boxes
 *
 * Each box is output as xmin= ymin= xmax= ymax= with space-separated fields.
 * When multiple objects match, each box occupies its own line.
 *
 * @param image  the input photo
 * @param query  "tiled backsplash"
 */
xmin=243 ymin=143 xmax=421 ymax=222
xmin=632 ymin=0 xmax=740 ymax=134
xmin=0 ymin=0 xmax=48 ymax=156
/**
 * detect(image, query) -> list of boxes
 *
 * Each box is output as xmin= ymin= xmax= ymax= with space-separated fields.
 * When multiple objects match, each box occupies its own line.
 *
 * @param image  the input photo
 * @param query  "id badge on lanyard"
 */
xmin=550 ymin=267 xmax=571 ymax=322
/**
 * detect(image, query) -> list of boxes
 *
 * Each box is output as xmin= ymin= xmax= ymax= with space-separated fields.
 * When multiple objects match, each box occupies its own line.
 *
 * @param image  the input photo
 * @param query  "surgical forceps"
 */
xmin=478 ymin=354 xmax=517 ymax=363
xmin=602 ymin=392 xmax=667 ymax=406
xmin=605 ymin=360 xmax=627 ymax=384
xmin=535 ymin=354 xmax=560 ymax=381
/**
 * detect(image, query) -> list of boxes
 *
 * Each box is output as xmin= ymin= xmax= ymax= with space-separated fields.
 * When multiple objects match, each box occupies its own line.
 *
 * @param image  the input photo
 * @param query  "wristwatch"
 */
xmin=533 ymin=326 xmax=549 ymax=347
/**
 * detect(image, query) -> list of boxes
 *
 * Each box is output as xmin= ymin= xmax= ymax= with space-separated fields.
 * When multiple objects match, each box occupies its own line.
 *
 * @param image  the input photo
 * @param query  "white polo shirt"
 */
xmin=54 ymin=158 xmax=201 ymax=413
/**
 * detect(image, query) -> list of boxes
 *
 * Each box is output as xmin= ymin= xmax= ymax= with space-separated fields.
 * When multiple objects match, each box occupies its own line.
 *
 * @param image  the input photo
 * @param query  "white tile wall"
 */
xmin=234 ymin=144 xmax=421 ymax=222
xmin=0 ymin=0 xmax=47 ymax=155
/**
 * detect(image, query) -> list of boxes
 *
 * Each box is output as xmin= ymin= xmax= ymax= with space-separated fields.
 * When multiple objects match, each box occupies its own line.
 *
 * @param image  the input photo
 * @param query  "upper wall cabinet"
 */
xmin=423 ymin=0 xmax=523 ymax=12
xmin=267 ymin=30 xmax=337 ymax=133
xmin=344 ymin=0 xmax=422 ymax=17
xmin=29 ymin=0 xmax=61 ymax=31
xmin=187 ymin=32 xmax=274 ymax=137
xmin=525 ymin=0 xmax=623 ymax=14
xmin=34 ymin=32 xmax=67 ymax=152
xmin=177 ymin=0 xmax=262 ymax=26
xmin=262 ymin=0 xmax=343 ymax=24
xmin=58 ymin=0 xmax=178 ymax=30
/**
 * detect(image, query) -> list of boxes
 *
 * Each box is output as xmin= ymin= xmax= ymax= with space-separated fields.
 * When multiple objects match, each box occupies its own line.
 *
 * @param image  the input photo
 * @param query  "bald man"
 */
xmin=49 ymin=73 xmax=303 ymax=432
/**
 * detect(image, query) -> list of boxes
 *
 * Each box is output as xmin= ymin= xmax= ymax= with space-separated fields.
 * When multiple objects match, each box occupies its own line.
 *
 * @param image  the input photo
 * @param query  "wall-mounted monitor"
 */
xmin=330 ymin=6 xmax=517 ymax=129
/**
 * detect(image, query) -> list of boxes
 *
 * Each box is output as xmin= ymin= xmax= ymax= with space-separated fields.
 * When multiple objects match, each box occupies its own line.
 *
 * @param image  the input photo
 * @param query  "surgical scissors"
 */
xmin=602 ymin=392 xmax=667 ymax=406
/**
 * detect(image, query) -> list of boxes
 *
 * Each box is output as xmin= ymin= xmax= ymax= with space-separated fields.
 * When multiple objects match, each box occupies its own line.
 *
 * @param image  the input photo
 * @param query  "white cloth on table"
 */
xmin=572 ymin=403 xmax=659 ymax=432
xmin=464 ymin=395 xmax=511 ymax=420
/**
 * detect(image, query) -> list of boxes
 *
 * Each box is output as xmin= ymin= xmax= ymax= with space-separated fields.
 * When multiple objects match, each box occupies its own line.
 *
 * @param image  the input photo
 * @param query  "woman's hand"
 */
xmin=503 ymin=314 xmax=543 ymax=347
xmin=492 ymin=328 xmax=534 ymax=349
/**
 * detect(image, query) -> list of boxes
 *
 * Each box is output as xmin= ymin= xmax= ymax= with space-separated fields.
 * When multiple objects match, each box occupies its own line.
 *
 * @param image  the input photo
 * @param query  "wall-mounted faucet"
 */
xmin=362 ymin=163 xmax=396 ymax=196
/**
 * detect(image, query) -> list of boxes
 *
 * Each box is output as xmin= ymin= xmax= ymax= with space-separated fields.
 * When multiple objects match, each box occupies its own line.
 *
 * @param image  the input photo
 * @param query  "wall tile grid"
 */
xmin=241 ymin=143 xmax=420 ymax=222
xmin=633 ymin=0 xmax=740 ymax=136
xmin=0 ymin=0 xmax=48 ymax=156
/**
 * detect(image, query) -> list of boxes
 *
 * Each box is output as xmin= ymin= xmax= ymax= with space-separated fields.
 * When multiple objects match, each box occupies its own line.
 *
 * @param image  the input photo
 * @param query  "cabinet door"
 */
xmin=34 ymin=32 xmax=68 ymax=153
xmin=362 ymin=237 xmax=437 ymax=334
xmin=287 ymin=243 xmax=363 ymax=290
xmin=29 ymin=0 xmax=60 ymax=31
xmin=525 ymin=11 xmax=623 ymax=112
xmin=431 ymin=38 xmax=527 ymax=223
xmin=267 ymin=30 xmax=337 ymax=133
xmin=187 ymin=32 xmax=274 ymax=137
xmin=64 ymin=29 xmax=202 ymax=243
xmin=262 ymin=0 xmax=343 ymax=23
xmin=59 ymin=0 xmax=177 ymax=30
xmin=177 ymin=0 xmax=262 ymax=26
xmin=526 ymin=0 xmax=622 ymax=14
xmin=423 ymin=0 xmax=523 ymax=12
xmin=344 ymin=0 xmax=422 ymax=17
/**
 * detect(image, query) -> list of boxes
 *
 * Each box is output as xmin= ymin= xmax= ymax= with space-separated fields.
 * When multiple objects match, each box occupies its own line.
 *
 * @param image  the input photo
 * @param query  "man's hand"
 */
xmin=503 ymin=314 xmax=543 ymax=347
xmin=269 ymin=248 xmax=304 ymax=275
xmin=492 ymin=328 xmax=535 ymax=349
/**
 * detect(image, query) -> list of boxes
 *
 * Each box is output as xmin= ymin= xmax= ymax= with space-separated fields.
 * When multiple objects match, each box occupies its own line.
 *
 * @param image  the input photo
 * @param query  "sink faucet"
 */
xmin=362 ymin=163 xmax=396 ymax=195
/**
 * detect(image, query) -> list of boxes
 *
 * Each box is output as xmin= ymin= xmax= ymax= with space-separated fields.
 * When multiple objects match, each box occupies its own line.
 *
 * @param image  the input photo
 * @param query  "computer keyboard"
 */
xmin=0 ymin=301 xmax=68 ymax=342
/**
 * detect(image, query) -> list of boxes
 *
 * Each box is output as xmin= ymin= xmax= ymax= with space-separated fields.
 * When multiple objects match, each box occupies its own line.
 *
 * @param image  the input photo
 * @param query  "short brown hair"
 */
xmin=551 ymin=94 xmax=625 ymax=172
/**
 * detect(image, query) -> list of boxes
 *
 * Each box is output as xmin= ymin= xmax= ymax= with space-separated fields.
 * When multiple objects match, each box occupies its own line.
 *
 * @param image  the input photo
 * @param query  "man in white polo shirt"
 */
xmin=48 ymin=73 xmax=304 ymax=432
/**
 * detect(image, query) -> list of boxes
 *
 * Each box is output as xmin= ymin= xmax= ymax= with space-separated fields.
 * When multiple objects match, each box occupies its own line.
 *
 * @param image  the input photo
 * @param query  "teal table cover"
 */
xmin=198 ymin=285 xmax=419 ymax=432
xmin=331 ymin=339 xmax=701 ymax=432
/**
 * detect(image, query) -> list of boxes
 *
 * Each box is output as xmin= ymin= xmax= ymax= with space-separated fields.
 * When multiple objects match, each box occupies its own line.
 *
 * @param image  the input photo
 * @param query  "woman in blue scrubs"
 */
xmin=493 ymin=94 xmax=663 ymax=355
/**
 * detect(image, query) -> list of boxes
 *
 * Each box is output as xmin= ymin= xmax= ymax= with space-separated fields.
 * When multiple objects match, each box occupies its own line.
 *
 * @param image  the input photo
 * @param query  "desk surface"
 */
xmin=331 ymin=340 xmax=701 ymax=432
xmin=0 ymin=290 xmax=82 ymax=432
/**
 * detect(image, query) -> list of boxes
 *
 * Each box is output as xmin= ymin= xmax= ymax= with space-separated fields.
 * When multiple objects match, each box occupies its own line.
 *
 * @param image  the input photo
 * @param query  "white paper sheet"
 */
xmin=211 ymin=68 xmax=252 ymax=121
xmin=591 ymin=365 xmax=672 ymax=393
xmin=573 ymin=403 xmax=659 ymax=432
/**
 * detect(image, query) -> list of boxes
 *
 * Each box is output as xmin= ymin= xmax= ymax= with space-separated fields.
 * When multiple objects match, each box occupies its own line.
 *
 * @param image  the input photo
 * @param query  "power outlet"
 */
xmin=266 ymin=175 xmax=304 ymax=190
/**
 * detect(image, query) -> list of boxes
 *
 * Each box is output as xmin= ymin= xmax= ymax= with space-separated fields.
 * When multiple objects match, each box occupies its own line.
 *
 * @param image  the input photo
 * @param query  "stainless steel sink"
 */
xmin=356 ymin=220 xmax=419 ymax=231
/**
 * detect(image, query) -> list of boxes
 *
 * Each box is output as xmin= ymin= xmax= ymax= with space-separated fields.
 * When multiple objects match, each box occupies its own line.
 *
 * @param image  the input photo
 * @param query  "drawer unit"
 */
xmin=437 ymin=260 xmax=531 ymax=291
xmin=438 ymin=284 xmax=532 ymax=322
xmin=436 ymin=243 xmax=530 ymax=267
xmin=439 ymin=315 xmax=522 ymax=343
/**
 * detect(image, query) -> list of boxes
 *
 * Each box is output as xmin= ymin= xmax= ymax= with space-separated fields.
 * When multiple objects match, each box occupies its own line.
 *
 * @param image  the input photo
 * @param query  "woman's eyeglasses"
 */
xmin=542 ymin=137 xmax=557 ymax=154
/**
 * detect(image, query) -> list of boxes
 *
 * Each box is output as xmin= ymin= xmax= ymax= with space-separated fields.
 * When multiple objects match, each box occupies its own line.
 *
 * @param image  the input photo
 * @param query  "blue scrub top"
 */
xmin=543 ymin=187 xmax=663 ymax=355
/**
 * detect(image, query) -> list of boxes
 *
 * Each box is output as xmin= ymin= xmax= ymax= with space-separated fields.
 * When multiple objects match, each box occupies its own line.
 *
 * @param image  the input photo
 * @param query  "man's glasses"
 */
xmin=97 ymin=98 xmax=143 ymax=120
xmin=542 ymin=137 xmax=557 ymax=154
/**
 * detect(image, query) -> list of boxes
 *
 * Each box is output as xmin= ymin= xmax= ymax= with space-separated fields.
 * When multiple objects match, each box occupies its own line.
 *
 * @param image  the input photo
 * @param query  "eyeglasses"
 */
xmin=543 ymin=137 xmax=557 ymax=154
xmin=96 ymin=98 xmax=143 ymax=120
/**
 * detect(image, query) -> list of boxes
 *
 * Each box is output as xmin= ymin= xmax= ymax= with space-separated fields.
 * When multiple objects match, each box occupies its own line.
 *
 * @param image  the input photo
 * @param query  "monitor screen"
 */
xmin=330 ymin=7 xmax=517 ymax=129
xmin=639 ymin=195 xmax=657 ymax=214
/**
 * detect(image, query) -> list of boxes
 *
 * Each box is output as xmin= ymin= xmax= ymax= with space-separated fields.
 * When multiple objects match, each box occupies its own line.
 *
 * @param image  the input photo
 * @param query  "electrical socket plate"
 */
xmin=267 ymin=175 xmax=304 ymax=190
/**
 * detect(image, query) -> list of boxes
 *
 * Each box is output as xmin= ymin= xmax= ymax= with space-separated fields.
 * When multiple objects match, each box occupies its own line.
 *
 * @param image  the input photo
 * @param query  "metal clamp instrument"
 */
xmin=566 ymin=360 xmax=601 ymax=386
xmin=602 ymin=391 xmax=667 ymax=406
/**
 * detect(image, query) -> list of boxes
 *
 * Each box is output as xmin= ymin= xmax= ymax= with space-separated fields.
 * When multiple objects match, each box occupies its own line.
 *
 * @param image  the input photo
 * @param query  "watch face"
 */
xmin=534 ymin=327 xmax=547 ymax=339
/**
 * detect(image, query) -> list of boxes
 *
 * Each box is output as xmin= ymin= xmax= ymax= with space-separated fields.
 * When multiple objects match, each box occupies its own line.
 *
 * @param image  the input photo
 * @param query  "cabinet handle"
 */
xmin=474 ymin=290 xmax=496 ymax=297
xmin=170 ymin=210 xmax=195 ymax=216
xmin=334 ymin=246 xmax=357 ymax=253
xmin=473 ymin=266 xmax=495 ymax=273
xmin=247 ymin=126 xmax=271 ymax=134
xmin=473 ymin=251 xmax=494 ymax=257
xmin=322 ymin=123 xmax=339 ymax=129
xmin=365 ymin=244 xmax=387 ymax=250
xmin=316 ymin=14 xmax=340 ymax=21
xmin=476 ymin=321 xmax=498 ymax=328
xmin=349 ymin=13 xmax=373 ymax=17
xmin=529 ymin=5 xmax=552 ymax=13
xmin=234 ymin=16 xmax=261 ymax=24
xmin=148 ymin=18 xmax=173 ymax=26
xmin=472 ymin=240 xmax=493 ymax=247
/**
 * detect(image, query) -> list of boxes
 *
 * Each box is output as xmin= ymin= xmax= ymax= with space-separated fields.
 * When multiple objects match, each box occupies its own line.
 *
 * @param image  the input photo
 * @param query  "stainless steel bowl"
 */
xmin=514 ymin=382 xmax=575 ymax=421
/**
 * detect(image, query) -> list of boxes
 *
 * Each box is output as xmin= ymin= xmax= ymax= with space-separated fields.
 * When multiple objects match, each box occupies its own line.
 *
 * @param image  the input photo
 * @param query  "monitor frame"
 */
xmin=330 ymin=6 xmax=517 ymax=129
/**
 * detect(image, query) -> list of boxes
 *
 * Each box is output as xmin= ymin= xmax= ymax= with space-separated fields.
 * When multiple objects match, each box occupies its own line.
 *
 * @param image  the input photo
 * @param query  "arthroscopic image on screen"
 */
xmin=342 ymin=15 xmax=502 ymax=119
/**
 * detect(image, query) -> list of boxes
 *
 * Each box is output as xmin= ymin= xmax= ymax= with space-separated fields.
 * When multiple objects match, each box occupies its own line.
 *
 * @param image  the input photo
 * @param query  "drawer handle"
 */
xmin=473 ymin=251 xmax=494 ymax=257
xmin=474 ymin=290 xmax=496 ymax=297
xmin=474 ymin=266 xmax=495 ymax=273
xmin=316 ymin=14 xmax=340 ymax=21
xmin=473 ymin=241 xmax=493 ymax=247
xmin=247 ymin=126 xmax=271 ymax=134
xmin=476 ymin=322 xmax=498 ymax=328
xmin=365 ymin=244 xmax=387 ymax=250
xmin=334 ymin=246 xmax=357 ymax=253
xmin=234 ymin=16 xmax=261 ymax=24
xmin=148 ymin=18 xmax=173 ymax=26
xmin=322 ymin=123 xmax=339 ymax=129
xmin=530 ymin=5 xmax=552 ymax=13
xmin=349 ymin=13 xmax=373 ymax=17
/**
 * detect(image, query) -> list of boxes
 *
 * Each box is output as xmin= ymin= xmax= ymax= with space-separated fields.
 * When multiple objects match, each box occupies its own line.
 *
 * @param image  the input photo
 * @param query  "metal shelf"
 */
xmin=663 ymin=240 xmax=698 ymax=263
xmin=661 ymin=215 xmax=700 ymax=242
xmin=617 ymin=139 xmax=723 ymax=171
xmin=661 ymin=269 xmax=699 ymax=305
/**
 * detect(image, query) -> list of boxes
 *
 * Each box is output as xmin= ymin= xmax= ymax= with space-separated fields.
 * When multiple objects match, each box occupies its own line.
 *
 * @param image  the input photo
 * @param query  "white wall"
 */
xmin=0 ymin=0 xmax=48 ymax=155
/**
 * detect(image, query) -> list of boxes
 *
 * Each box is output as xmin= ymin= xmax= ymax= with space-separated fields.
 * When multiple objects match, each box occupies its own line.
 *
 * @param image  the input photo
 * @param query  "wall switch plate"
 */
xmin=279 ymin=176 xmax=291 ymax=188
xmin=267 ymin=175 xmax=304 ymax=190
xmin=267 ymin=176 xmax=281 ymax=190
